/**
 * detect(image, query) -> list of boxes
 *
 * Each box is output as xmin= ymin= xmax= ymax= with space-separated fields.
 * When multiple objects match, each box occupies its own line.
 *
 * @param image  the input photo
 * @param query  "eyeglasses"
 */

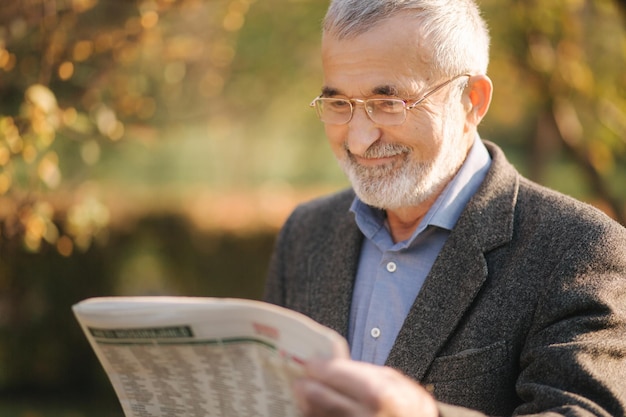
xmin=310 ymin=73 xmax=471 ymax=126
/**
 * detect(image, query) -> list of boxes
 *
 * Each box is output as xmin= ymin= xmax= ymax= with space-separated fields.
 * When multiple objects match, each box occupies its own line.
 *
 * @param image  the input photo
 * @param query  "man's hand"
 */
xmin=293 ymin=358 xmax=439 ymax=417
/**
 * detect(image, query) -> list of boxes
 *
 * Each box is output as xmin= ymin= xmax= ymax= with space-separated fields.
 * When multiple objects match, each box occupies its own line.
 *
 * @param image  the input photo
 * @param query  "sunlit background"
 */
xmin=0 ymin=0 xmax=625 ymax=415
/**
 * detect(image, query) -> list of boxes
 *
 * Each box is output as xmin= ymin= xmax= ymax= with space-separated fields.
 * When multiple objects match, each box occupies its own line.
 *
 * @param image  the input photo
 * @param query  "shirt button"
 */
xmin=370 ymin=327 xmax=381 ymax=339
xmin=386 ymin=262 xmax=397 ymax=273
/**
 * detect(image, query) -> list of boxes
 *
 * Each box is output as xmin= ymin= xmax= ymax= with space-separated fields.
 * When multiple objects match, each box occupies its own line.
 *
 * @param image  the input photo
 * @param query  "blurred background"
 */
xmin=0 ymin=0 xmax=624 ymax=415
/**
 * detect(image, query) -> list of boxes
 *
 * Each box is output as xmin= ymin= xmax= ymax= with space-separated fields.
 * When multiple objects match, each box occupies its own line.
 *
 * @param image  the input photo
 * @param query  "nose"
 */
xmin=346 ymin=102 xmax=381 ymax=156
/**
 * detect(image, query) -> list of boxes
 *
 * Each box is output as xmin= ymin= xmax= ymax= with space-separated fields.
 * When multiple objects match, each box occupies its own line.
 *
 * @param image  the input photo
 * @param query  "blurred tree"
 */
xmin=0 ymin=0 xmax=258 ymax=254
xmin=482 ymin=0 xmax=626 ymax=223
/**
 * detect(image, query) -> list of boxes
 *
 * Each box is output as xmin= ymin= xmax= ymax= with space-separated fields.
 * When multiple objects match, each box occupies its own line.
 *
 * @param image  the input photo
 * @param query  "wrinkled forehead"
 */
xmin=320 ymin=13 xmax=435 ymax=95
xmin=322 ymin=12 xmax=434 ymax=72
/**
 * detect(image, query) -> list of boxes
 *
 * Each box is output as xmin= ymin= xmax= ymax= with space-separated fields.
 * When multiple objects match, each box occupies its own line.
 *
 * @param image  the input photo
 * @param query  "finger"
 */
xmin=304 ymin=358 xmax=394 ymax=404
xmin=293 ymin=376 xmax=370 ymax=417
xmin=303 ymin=358 xmax=438 ymax=416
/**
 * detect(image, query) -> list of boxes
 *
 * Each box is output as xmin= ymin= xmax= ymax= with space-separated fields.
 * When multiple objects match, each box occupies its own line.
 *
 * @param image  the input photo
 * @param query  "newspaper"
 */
xmin=72 ymin=296 xmax=349 ymax=417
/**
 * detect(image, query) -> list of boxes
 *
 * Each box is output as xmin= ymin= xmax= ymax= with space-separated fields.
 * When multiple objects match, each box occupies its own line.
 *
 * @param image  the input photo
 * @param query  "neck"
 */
xmin=385 ymin=192 xmax=439 ymax=243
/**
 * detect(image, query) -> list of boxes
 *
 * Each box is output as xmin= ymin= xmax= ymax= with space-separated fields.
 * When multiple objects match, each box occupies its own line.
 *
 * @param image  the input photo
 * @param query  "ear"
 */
xmin=464 ymin=74 xmax=492 ymax=128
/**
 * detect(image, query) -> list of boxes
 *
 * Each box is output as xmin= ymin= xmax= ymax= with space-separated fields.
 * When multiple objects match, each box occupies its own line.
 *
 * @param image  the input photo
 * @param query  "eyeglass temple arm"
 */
xmin=406 ymin=74 xmax=471 ymax=110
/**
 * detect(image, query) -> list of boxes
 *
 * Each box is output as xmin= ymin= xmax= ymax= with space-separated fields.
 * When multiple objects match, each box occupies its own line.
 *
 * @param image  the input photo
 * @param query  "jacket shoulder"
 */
xmin=516 ymin=175 xmax=624 ymax=240
xmin=480 ymin=141 xmax=624 ymax=243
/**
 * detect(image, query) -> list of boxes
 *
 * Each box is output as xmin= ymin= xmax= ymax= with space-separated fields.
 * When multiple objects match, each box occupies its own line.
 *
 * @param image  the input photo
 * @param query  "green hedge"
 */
xmin=0 ymin=213 xmax=276 ymax=410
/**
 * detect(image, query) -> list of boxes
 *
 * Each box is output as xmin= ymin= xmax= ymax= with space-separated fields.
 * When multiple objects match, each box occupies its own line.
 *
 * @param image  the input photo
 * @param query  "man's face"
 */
xmin=320 ymin=13 xmax=475 ymax=210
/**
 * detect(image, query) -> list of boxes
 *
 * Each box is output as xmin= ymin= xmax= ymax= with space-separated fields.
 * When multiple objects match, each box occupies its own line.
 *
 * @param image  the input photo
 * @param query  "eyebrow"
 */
xmin=372 ymin=85 xmax=399 ymax=96
xmin=320 ymin=84 xmax=400 ymax=97
xmin=321 ymin=86 xmax=340 ymax=97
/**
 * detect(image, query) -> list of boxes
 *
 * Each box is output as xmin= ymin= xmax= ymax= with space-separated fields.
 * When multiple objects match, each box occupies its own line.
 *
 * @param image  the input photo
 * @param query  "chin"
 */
xmin=341 ymin=157 xmax=443 ymax=210
xmin=350 ymin=177 xmax=439 ymax=210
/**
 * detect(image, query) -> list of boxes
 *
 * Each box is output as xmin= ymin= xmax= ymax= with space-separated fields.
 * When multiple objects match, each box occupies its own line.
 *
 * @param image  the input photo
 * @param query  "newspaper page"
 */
xmin=72 ymin=296 xmax=349 ymax=417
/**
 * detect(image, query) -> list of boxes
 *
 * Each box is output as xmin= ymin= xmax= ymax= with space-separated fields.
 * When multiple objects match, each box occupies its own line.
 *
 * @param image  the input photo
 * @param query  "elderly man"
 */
xmin=264 ymin=1 xmax=626 ymax=416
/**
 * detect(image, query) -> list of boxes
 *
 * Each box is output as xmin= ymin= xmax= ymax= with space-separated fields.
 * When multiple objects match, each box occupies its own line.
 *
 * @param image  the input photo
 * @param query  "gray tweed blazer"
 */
xmin=264 ymin=141 xmax=626 ymax=417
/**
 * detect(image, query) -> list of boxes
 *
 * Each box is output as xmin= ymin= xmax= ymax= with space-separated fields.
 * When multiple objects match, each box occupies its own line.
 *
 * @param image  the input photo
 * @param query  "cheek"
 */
xmin=400 ymin=114 xmax=442 ymax=158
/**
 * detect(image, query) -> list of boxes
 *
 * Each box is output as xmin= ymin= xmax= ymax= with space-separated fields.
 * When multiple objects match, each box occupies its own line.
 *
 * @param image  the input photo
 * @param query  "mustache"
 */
xmin=345 ymin=141 xmax=411 ymax=159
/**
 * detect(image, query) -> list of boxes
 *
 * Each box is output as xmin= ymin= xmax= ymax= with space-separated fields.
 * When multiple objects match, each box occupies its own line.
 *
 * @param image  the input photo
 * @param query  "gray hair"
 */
xmin=323 ymin=0 xmax=490 ymax=78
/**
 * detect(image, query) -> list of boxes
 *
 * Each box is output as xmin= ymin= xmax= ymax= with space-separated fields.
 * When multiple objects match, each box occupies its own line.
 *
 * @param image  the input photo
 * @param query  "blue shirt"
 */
xmin=348 ymin=137 xmax=492 ymax=365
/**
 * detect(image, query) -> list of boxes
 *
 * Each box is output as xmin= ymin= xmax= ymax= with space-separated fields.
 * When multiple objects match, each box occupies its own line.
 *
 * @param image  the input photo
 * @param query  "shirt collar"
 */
xmin=350 ymin=136 xmax=491 ymax=245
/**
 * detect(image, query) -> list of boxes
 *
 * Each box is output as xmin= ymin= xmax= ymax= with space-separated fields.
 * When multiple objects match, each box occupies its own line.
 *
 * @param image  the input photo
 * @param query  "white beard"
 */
xmin=337 ymin=134 xmax=465 ymax=210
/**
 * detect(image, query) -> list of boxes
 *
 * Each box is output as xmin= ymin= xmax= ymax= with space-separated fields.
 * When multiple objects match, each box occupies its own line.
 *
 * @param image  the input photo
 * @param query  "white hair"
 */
xmin=323 ymin=0 xmax=490 ymax=78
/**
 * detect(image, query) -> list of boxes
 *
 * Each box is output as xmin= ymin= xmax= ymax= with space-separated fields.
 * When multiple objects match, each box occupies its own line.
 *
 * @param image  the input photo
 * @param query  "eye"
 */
xmin=371 ymin=99 xmax=405 ymax=113
xmin=325 ymin=99 xmax=351 ymax=112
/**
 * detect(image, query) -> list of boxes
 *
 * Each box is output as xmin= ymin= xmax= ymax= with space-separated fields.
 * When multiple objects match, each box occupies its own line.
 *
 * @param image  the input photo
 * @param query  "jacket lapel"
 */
xmin=386 ymin=141 xmax=518 ymax=380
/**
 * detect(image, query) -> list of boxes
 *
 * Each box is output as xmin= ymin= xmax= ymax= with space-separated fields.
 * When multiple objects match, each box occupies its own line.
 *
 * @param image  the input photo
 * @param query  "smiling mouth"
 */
xmin=353 ymin=153 xmax=402 ymax=166
xmin=346 ymin=141 xmax=411 ymax=167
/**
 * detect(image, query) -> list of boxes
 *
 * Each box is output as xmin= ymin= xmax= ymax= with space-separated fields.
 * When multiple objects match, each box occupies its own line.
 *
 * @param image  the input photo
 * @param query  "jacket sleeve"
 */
xmin=512 ymin=220 xmax=626 ymax=416
xmin=439 ymin=219 xmax=626 ymax=417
